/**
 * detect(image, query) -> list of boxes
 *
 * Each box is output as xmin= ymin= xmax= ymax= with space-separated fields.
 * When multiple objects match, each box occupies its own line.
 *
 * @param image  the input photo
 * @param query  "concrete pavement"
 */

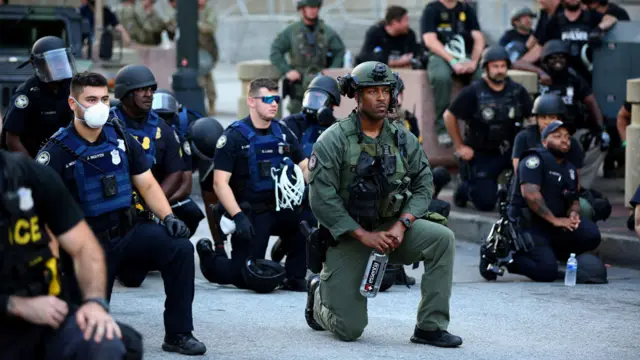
xmin=111 ymin=194 xmax=640 ymax=360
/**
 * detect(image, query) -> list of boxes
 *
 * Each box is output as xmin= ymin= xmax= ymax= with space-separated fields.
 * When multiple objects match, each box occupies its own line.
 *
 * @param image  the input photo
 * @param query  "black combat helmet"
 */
xmin=541 ymin=40 xmax=570 ymax=62
xmin=241 ymin=258 xmax=286 ymax=293
xmin=189 ymin=116 xmax=224 ymax=161
xmin=18 ymin=36 xmax=77 ymax=83
xmin=297 ymin=0 xmax=322 ymax=9
xmin=114 ymin=64 xmax=157 ymax=99
xmin=510 ymin=6 xmax=536 ymax=24
xmin=480 ymin=46 xmax=511 ymax=69
xmin=532 ymin=93 xmax=567 ymax=117
xmin=576 ymin=253 xmax=608 ymax=284
xmin=152 ymin=89 xmax=179 ymax=115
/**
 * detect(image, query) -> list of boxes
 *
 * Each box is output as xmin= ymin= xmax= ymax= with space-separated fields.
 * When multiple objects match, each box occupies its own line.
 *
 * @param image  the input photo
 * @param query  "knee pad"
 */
xmin=117 ymin=322 xmax=144 ymax=360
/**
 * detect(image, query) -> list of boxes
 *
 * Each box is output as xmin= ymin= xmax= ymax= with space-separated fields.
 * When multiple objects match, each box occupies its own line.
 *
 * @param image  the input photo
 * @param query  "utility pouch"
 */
xmin=259 ymin=161 xmax=272 ymax=178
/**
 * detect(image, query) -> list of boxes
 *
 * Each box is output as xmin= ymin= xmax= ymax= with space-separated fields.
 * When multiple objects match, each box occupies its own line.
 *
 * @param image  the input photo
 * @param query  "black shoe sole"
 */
xmin=479 ymin=246 xmax=498 ymax=281
xmin=305 ymin=276 xmax=324 ymax=331
xmin=410 ymin=335 xmax=463 ymax=348
xmin=161 ymin=343 xmax=207 ymax=355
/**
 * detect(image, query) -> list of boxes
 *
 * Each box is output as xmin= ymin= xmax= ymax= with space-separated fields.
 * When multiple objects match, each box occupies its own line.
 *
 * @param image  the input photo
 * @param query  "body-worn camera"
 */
xmin=101 ymin=175 xmax=119 ymax=198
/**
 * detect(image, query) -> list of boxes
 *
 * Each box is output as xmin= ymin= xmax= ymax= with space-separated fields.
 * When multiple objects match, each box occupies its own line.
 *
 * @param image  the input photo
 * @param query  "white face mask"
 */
xmin=72 ymin=97 xmax=110 ymax=129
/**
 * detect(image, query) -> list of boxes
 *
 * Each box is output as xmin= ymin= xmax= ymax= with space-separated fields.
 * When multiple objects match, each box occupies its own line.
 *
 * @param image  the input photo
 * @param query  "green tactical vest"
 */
xmin=290 ymin=20 xmax=329 ymax=90
xmin=337 ymin=113 xmax=411 ymax=224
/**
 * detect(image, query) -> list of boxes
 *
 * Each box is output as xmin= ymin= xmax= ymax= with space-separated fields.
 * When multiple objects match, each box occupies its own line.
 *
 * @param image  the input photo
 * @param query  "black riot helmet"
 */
xmin=576 ymin=253 xmax=608 ymax=284
xmin=541 ymin=40 xmax=569 ymax=62
xmin=114 ymin=64 xmax=158 ymax=99
xmin=241 ymin=258 xmax=286 ymax=294
xmin=303 ymin=75 xmax=340 ymax=126
xmin=18 ymin=36 xmax=77 ymax=83
xmin=189 ymin=117 xmax=224 ymax=161
xmin=481 ymin=46 xmax=511 ymax=69
xmin=532 ymin=93 xmax=567 ymax=118
xmin=152 ymin=89 xmax=179 ymax=115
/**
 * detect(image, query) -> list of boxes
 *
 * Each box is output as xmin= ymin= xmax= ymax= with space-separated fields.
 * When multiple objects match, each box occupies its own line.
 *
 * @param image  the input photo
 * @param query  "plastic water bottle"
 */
xmin=344 ymin=50 xmax=353 ymax=69
xmin=564 ymin=253 xmax=578 ymax=286
xmin=360 ymin=251 xmax=389 ymax=298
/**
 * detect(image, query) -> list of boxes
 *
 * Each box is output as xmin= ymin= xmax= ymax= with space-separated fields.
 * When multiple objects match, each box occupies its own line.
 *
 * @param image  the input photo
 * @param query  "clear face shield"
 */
xmin=32 ymin=48 xmax=77 ymax=83
xmin=302 ymin=90 xmax=330 ymax=112
xmin=152 ymin=92 xmax=179 ymax=115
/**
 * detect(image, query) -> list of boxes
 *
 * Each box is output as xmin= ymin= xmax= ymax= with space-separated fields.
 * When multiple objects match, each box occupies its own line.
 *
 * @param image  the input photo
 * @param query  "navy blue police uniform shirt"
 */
xmin=512 ymin=149 xmax=579 ymax=223
xmin=36 ymin=123 xmax=149 ymax=231
xmin=3 ymin=76 xmax=74 ymax=158
xmin=213 ymin=117 xmax=306 ymax=201
xmin=630 ymin=185 xmax=640 ymax=208
xmin=178 ymin=132 xmax=193 ymax=172
xmin=281 ymin=113 xmax=307 ymax=139
xmin=121 ymin=114 xmax=183 ymax=182
xmin=512 ymin=126 xmax=585 ymax=169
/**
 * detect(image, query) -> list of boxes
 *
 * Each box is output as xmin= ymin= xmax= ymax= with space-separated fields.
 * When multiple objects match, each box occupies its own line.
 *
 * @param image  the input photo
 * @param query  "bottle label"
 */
xmin=364 ymin=260 xmax=382 ymax=292
xmin=567 ymin=264 xmax=577 ymax=271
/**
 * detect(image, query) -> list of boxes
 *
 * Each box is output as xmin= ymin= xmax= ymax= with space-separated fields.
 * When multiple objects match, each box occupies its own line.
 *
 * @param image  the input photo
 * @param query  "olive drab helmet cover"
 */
xmin=297 ymin=0 xmax=322 ymax=9
xmin=337 ymin=61 xmax=398 ymax=108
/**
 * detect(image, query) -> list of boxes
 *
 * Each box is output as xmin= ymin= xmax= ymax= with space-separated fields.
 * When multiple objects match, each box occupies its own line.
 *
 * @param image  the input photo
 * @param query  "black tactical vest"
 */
xmin=467 ymin=79 xmax=523 ymax=152
xmin=556 ymin=11 xmax=593 ymax=82
xmin=538 ymin=74 xmax=584 ymax=130
xmin=0 ymin=151 xmax=58 ymax=298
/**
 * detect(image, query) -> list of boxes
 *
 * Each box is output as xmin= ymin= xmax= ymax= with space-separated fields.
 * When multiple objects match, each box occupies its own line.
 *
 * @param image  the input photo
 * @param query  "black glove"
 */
xmin=163 ymin=213 xmax=191 ymax=238
xmin=233 ymin=211 xmax=255 ymax=239
xmin=588 ymin=29 xmax=604 ymax=48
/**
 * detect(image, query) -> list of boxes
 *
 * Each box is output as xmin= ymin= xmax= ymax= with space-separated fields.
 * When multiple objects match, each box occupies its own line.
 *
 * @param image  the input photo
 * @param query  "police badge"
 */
xmin=111 ymin=149 xmax=121 ymax=165
xmin=481 ymin=107 xmax=495 ymax=121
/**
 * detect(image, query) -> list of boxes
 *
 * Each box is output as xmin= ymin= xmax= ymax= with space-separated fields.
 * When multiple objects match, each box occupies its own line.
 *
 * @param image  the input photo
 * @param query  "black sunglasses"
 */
xmin=252 ymin=95 xmax=281 ymax=104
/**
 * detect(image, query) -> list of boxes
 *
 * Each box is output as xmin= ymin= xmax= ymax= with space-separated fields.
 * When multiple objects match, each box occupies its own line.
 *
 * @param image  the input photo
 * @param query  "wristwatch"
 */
xmin=83 ymin=297 xmax=110 ymax=312
xmin=398 ymin=217 xmax=412 ymax=229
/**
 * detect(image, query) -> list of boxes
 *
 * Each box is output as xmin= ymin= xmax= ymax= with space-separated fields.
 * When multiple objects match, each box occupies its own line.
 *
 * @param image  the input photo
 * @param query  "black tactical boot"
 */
xmin=162 ymin=332 xmax=207 ymax=355
xmin=394 ymin=267 xmax=416 ymax=286
xmin=270 ymin=238 xmax=287 ymax=263
xmin=453 ymin=184 xmax=468 ymax=208
xmin=410 ymin=327 xmax=463 ymax=348
xmin=479 ymin=245 xmax=498 ymax=281
xmin=282 ymin=277 xmax=307 ymax=292
xmin=305 ymin=275 xmax=324 ymax=331
xmin=196 ymin=239 xmax=219 ymax=283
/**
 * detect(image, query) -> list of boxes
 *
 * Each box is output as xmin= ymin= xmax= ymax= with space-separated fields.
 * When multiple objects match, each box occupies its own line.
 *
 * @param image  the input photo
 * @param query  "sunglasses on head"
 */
xmin=252 ymin=95 xmax=281 ymax=104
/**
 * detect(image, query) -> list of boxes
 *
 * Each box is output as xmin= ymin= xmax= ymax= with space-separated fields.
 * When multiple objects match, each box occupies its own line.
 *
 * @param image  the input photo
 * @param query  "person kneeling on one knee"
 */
xmin=505 ymin=120 xmax=602 ymax=282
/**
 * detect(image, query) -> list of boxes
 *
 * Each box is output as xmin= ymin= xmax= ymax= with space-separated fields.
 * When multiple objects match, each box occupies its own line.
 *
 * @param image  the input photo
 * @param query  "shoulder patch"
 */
xmin=183 ymin=142 xmax=191 ymax=155
xmin=525 ymin=156 xmax=540 ymax=169
xmin=156 ymin=127 xmax=162 ymax=139
xmin=36 ymin=151 xmax=50 ymax=165
xmin=174 ymin=131 xmax=180 ymax=144
xmin=309 ymin=152 xmax=317 ymax=171
xmin=14 ymin=94 xmax=29 ymax=109
xmin=216 ymin=135 xmax=227 ymax=149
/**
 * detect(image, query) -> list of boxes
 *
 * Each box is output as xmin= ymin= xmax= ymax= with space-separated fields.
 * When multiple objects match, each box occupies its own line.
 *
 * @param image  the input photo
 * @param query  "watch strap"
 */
xmin=83 ymin=297 xmax=110 ymax=312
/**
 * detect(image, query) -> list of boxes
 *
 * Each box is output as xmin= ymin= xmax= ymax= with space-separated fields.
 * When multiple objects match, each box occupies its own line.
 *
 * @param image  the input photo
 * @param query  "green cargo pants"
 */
xmin=428 ymin=54 xmax=483 ymax=135
xmin=312 ymin=218 xmax=455 ymax=341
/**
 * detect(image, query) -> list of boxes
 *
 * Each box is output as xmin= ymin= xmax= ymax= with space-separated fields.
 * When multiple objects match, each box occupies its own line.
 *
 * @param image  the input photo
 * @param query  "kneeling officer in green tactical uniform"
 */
xmin=305 ymin=61 xmax=462 ymax=347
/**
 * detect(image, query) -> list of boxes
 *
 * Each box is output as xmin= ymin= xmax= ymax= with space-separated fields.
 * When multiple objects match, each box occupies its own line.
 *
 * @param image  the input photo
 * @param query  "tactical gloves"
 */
xmin=164 ymin=213 xmax=191 ymax=238
xmin=233 ymin=212 xmax=255 ymax=239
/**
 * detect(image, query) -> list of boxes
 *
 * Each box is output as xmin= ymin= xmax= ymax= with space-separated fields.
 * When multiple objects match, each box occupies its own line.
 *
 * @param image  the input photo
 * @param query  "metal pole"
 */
xmin=94 ymin=0 xmax=104 ymax=62
xmin=172 ymin=0 xmax=206 ymax=116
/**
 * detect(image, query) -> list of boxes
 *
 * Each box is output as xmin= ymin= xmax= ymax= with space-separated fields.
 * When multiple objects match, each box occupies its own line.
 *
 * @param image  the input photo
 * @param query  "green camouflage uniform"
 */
xmin=307 ymin=62 xmax=455 ymax=341
xmin=197 ymin=5 xmax=218 ymax=115
xmin=270 ymin=19 xmax=346 ymax=114
xmin=115 ymin=3 xmax=167 ymax=45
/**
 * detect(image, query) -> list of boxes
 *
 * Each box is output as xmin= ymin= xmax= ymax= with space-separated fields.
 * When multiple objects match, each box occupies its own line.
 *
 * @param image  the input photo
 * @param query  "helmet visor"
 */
xmin=302 ymin=90 xmax=329 ymax=111
xmin=33 ymin=48 xmax=76 ymax=82
xmin=152 ymin=92 xmax=179 ymax=114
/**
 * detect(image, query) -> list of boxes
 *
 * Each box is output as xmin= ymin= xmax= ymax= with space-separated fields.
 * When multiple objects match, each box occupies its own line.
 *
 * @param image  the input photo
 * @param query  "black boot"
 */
xmin=282 ymin=277 xmax=307 ymax=292
xmin=394 ymin=267 xmax=416 ymax=286
xmin=479 ymin=245 xmax=498 ymax=281
xmin=453 ymin=183 xmax=468 ymax=208
xmin=162 ymin=332 xmax=207 ymax=355
xmin=270 ymin=238 xmax=287 ymax=263
xmin=196 ymin=239 xmax=220 ymax=284
xmin=410 ymin=327 xmax=463 ymax=348
xmin=305 ymin=275 xmax=324 ymax=331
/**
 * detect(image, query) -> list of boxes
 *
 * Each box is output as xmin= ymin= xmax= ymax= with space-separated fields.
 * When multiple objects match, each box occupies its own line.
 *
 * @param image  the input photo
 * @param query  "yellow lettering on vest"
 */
xmin=11 ymin=216 xmax=43 ymax=245
xmin=142 ymin=137 xmax=151 ymax=150
xmin=13 ymin=218 xmax=31 ymax=245
xmin=30 ymin=216 xmax=42 ymax=242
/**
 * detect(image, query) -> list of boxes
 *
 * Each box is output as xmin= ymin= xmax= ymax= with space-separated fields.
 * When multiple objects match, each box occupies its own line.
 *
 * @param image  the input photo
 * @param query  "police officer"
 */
xmin=36 ymin=72 xmax=206 ymax=355
xmin=523 ymin=0 xmax=617 ymax=85
xmin=0 ymin=150 xmax=128 ymax=358
xmin=110 ymin=65 xmax=184 ymax=200
xmin=499 ymin=7 xmax=536 ymax=62
xmin=152 ymin=90 xmax=205 ymax=235
xmin=420 ymin=0 xmax=485 ymax=146
xmin=197 ymin=77 xmax=310 ymax=292
xmin=270 ymin=0 xmax=346 ymax=114
xmin=305 ymin=61 xmax=461 ymax=347
xmin=515 ymin=40 xmax=607 ymax=189
xmin=444 ymin=46 xmax=533 ymax=211
xmin=115 ymin=0 xmax=168 ymax=46
xmin=583 ymin=0 xmax=630 ymax=21
xmin=501 ymin=120 xmax=601 ymax=282
xmin=189 ymin=117 xmax=226 ymax=255
xmin=2 ymin=36 xmax=76 ymax=158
